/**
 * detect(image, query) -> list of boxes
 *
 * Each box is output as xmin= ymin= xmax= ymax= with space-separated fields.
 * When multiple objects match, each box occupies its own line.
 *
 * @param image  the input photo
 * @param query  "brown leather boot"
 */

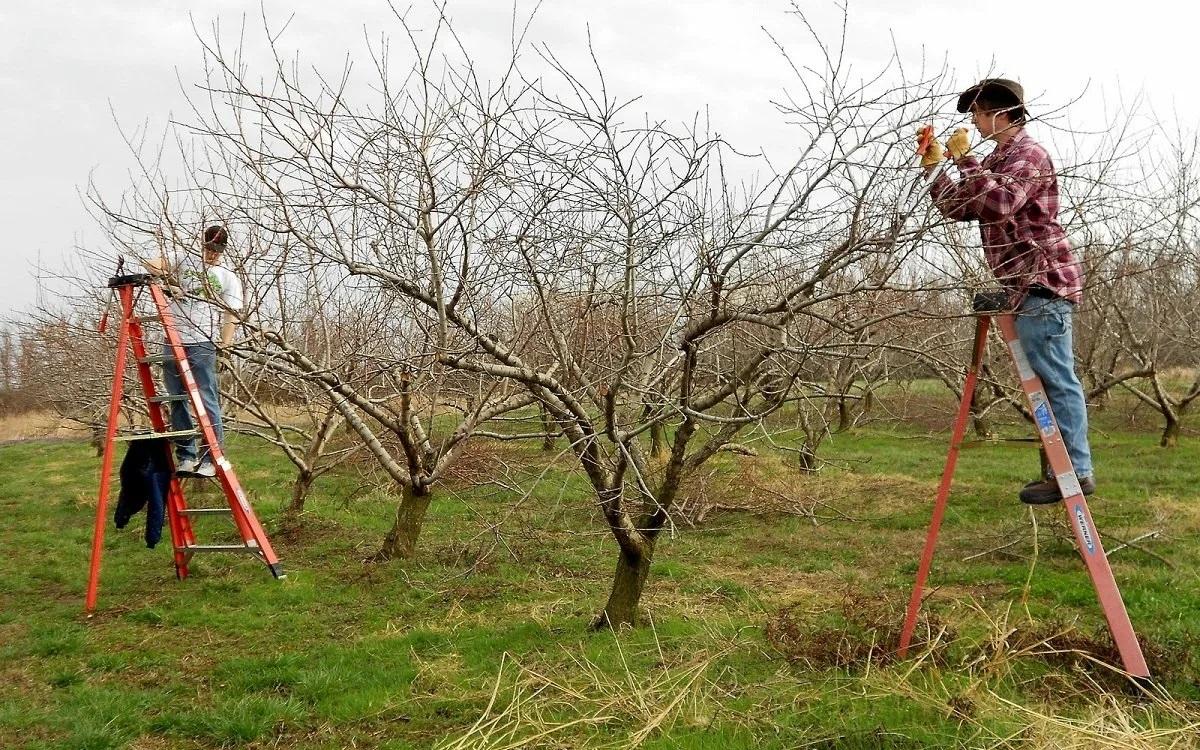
xmin=1019 ymin=476 xmax=1096 ymax=505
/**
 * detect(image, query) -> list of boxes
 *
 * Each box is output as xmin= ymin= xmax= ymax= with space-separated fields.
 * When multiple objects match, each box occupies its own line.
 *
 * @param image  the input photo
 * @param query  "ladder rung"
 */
xmin=136 ymin=315 xmax=162 ymax=325
xmin=148 ymin=394 xmax=190 ymax=403
xmin=113 ymin=429 xmax=200 ymax=442
xmin=138 ymin=355 xmax=176 ymax=365
xmin=177 ymin=544 xmax=261 ymax=554
xmin=179 ymin=507 xmax=233 ymax=516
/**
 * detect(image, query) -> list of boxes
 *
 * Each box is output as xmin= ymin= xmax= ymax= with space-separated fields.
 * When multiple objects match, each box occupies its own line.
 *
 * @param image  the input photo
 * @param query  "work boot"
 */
xmin=1019 ymin=476 xmax=1096 ymax=505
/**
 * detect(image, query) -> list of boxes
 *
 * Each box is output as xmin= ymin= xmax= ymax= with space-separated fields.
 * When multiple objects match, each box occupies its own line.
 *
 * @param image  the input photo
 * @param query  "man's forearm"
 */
xmin=220 ymin=313 xmax=237 ymax=348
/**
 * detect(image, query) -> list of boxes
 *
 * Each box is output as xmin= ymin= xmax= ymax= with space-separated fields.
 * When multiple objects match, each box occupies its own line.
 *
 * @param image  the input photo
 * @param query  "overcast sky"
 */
xmin=2 ymin=0 xmax=1195 ymax=318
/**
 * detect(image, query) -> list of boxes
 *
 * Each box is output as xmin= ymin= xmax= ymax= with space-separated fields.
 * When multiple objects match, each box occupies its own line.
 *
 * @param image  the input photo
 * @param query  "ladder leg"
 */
xmin=164 ymin=478 xmax=192 ymax=579
xmin=85 ymin=290 xmax=134 ymax=613
xmin=899 ymin=316 xmax=991 ymax=656
xmin=995 ymin=313 xmax=1150 ymax=679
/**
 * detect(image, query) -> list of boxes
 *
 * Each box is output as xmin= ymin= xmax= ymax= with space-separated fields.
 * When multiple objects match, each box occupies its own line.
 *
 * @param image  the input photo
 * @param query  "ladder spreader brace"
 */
xmin=86 ymin=273 xmax=284 ymax=613
xmin=897 ymin=292 xmax=1150 ymax=681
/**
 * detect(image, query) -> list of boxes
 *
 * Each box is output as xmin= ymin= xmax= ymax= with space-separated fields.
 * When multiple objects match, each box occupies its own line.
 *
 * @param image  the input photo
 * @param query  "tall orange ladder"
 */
xmin=86 ymin=272 xmax=283 ymax=612
xmin=897 ymin=293 xmax=1150 ymax=682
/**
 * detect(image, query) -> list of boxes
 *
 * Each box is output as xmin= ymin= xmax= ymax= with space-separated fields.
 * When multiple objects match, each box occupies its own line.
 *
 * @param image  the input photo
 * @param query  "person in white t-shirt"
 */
xmin=146 ymin=225 xmax=244 ymax=477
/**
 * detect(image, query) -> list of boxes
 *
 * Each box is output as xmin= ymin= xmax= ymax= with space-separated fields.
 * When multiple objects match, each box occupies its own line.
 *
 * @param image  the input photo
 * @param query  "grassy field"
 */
xmin=1 ymin=395 xmax=1199 ymax=749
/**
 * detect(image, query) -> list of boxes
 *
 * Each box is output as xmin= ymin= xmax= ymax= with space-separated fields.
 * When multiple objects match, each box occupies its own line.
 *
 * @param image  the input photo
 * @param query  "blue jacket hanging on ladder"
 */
xmin=114 ymin=438 xmax=173 ymax=548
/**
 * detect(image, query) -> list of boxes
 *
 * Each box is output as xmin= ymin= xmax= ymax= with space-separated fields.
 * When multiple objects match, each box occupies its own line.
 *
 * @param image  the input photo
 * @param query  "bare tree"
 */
xmin=82 ymin=3 xmax=1200 ymax=630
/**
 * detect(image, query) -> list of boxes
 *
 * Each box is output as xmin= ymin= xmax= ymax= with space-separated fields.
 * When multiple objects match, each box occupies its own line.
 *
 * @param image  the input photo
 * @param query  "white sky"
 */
xmin=2 ymin=0 xmax=1195 ymax=318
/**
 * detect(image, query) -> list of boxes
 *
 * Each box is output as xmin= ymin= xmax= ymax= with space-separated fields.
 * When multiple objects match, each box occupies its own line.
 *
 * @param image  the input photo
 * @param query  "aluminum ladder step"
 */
xmin=178 ymin=507 xmax=233 ymax=516
xmin=113 ymin=429 xmax=201 ymax=442
xmin=177 ymin=544 xmax=261 ymax=554
xmin=148 ymin=394 xmax=189 ymax=404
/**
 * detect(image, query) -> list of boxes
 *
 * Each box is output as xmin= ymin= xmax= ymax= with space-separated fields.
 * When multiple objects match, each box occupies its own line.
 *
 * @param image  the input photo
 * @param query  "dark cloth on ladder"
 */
xmin=114 ymin=438 xmax=173 ymax=548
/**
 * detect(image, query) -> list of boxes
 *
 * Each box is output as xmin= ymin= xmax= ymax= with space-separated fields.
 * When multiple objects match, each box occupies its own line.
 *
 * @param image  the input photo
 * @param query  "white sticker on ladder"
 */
xmin=1008 ymin=339 xmax=1035 ymax=381
xmin=1056 ymin=471 xmax=1083 ymax=499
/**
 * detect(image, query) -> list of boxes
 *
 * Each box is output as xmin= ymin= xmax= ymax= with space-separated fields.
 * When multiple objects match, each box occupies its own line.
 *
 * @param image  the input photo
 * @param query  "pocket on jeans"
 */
xmin=1047 ymin=310 xmax=1070 ymax=340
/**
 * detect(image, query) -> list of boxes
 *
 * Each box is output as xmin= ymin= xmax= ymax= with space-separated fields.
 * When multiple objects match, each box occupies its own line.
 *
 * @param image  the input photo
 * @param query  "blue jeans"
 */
xmin=162 ymin=342 xmax=224 ymax=464
xmin=1014 ymin=296 xmax=1093 ymax=479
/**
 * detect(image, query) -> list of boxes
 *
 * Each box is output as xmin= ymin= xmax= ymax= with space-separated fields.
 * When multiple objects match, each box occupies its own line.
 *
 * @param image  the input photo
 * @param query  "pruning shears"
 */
xmin=901 ymin=124 xmax=951 ymax=218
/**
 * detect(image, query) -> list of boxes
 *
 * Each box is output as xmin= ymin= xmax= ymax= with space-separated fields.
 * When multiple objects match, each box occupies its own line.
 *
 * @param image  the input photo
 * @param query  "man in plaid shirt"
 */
xmin=921 ymin=78 xmax=1094 ymax=504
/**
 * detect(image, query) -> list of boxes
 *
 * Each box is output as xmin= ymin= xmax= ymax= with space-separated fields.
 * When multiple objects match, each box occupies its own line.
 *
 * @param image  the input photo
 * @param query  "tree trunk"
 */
xmin=1161 ymin=417 xmax=1181 ymax=448
xmin=649 ymin=422 xmax=668 ymax=459
xmin=376 ymin=484 xmax=433 ymax=560
xmin=287 ymin=470 xmax=314 ymax=514
xmin=971 ymin=412 xmax=993 ymax=439
xmin=591 ymin=543 xmax=654 ymax=630
xmin=1038 ymin=446 xmax=1052 ymax=481
xmin=540 ymin=405 xmax=557 ymax=451
xmin=835 ymin=397 xmax=852 ymax=432
xmin=285 ymin=408 xmax=341 ymax=516
xmin=798 ymin=442 xmax=819 ymax=473
xmin=969 ymin=383 xmax=994 ymax=439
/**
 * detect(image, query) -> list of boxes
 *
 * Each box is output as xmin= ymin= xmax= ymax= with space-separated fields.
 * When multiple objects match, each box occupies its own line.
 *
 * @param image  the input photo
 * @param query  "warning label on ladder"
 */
xmin=1029 ymin=391 xmax=1056 ymax=437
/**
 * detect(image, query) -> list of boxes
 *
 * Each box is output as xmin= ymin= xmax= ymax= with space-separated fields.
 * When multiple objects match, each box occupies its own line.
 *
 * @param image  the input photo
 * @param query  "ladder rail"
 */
xmin=85 ymin=288 xmax=134 ymax=613
xmin=993 ymin=313 xmax=1149 ymax=677
xmin=148 ymin=284 xmax=282 ymax=574
xmin=897 ymin=315 xmax=990 ymax=657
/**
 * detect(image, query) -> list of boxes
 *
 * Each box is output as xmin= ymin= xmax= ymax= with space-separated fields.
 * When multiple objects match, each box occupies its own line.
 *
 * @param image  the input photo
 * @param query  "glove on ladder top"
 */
xmin=86 ymin=272 xmax=283 ymax=613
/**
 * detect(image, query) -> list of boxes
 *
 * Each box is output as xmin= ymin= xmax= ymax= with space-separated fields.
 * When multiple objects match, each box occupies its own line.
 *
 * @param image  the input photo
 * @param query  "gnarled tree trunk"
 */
xmin=591 ymin=539 xmax=654 ymax=630
xmin=376 ymin=483 xmax=433 ymax=560
xmin=649 ymin=422 xmax=668 ymax=459
xmin=288 ymin=469 xmax=314 ymax=515
xmin=539 ymin=404 xmax=558 ymax=451
xmin=835 ymin=396 xmax=853 ymax=433
xmin=1161 ymin=416 xmax=1181 ymax=448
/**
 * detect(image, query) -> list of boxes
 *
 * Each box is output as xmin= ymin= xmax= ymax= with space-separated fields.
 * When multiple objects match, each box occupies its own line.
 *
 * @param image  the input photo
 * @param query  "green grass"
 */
xmin=1 ymin=393 xmax=1199 ymax=749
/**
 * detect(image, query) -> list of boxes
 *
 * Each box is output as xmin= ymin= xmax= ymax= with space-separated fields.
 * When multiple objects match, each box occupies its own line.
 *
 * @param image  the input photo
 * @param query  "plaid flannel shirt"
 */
xmin=930 ymin=128 xmax=1083 ymax=304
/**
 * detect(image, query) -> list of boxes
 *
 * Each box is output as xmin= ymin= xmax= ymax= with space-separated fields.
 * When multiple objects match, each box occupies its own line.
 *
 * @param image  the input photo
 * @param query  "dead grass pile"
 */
xmin=764 ymin=589 xmax=954 ymax=669
xmin=674 ymin=453 xmax=928 ymax=527
xmin=437 ymin=641 xmax=726 ymax=750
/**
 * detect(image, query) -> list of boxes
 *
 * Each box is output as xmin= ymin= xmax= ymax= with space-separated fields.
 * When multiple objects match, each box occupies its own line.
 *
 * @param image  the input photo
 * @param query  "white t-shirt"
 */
xmin=168 ymin=259 xmax=244 ymax=344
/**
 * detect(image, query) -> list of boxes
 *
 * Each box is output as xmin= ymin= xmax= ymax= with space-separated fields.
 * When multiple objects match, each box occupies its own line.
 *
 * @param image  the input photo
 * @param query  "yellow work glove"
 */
xmin=919 ymin=134 xmax=944 ymax=168
xmin=946 ymin=128 xmax=971 ymax=160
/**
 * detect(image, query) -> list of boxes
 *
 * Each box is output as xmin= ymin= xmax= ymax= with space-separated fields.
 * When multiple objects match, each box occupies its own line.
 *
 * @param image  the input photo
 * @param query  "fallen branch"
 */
xmin=1105 ymin=529 xmax=1170 ymax=567
xmin=962 ymin=537 xmax=1023 ymax=562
